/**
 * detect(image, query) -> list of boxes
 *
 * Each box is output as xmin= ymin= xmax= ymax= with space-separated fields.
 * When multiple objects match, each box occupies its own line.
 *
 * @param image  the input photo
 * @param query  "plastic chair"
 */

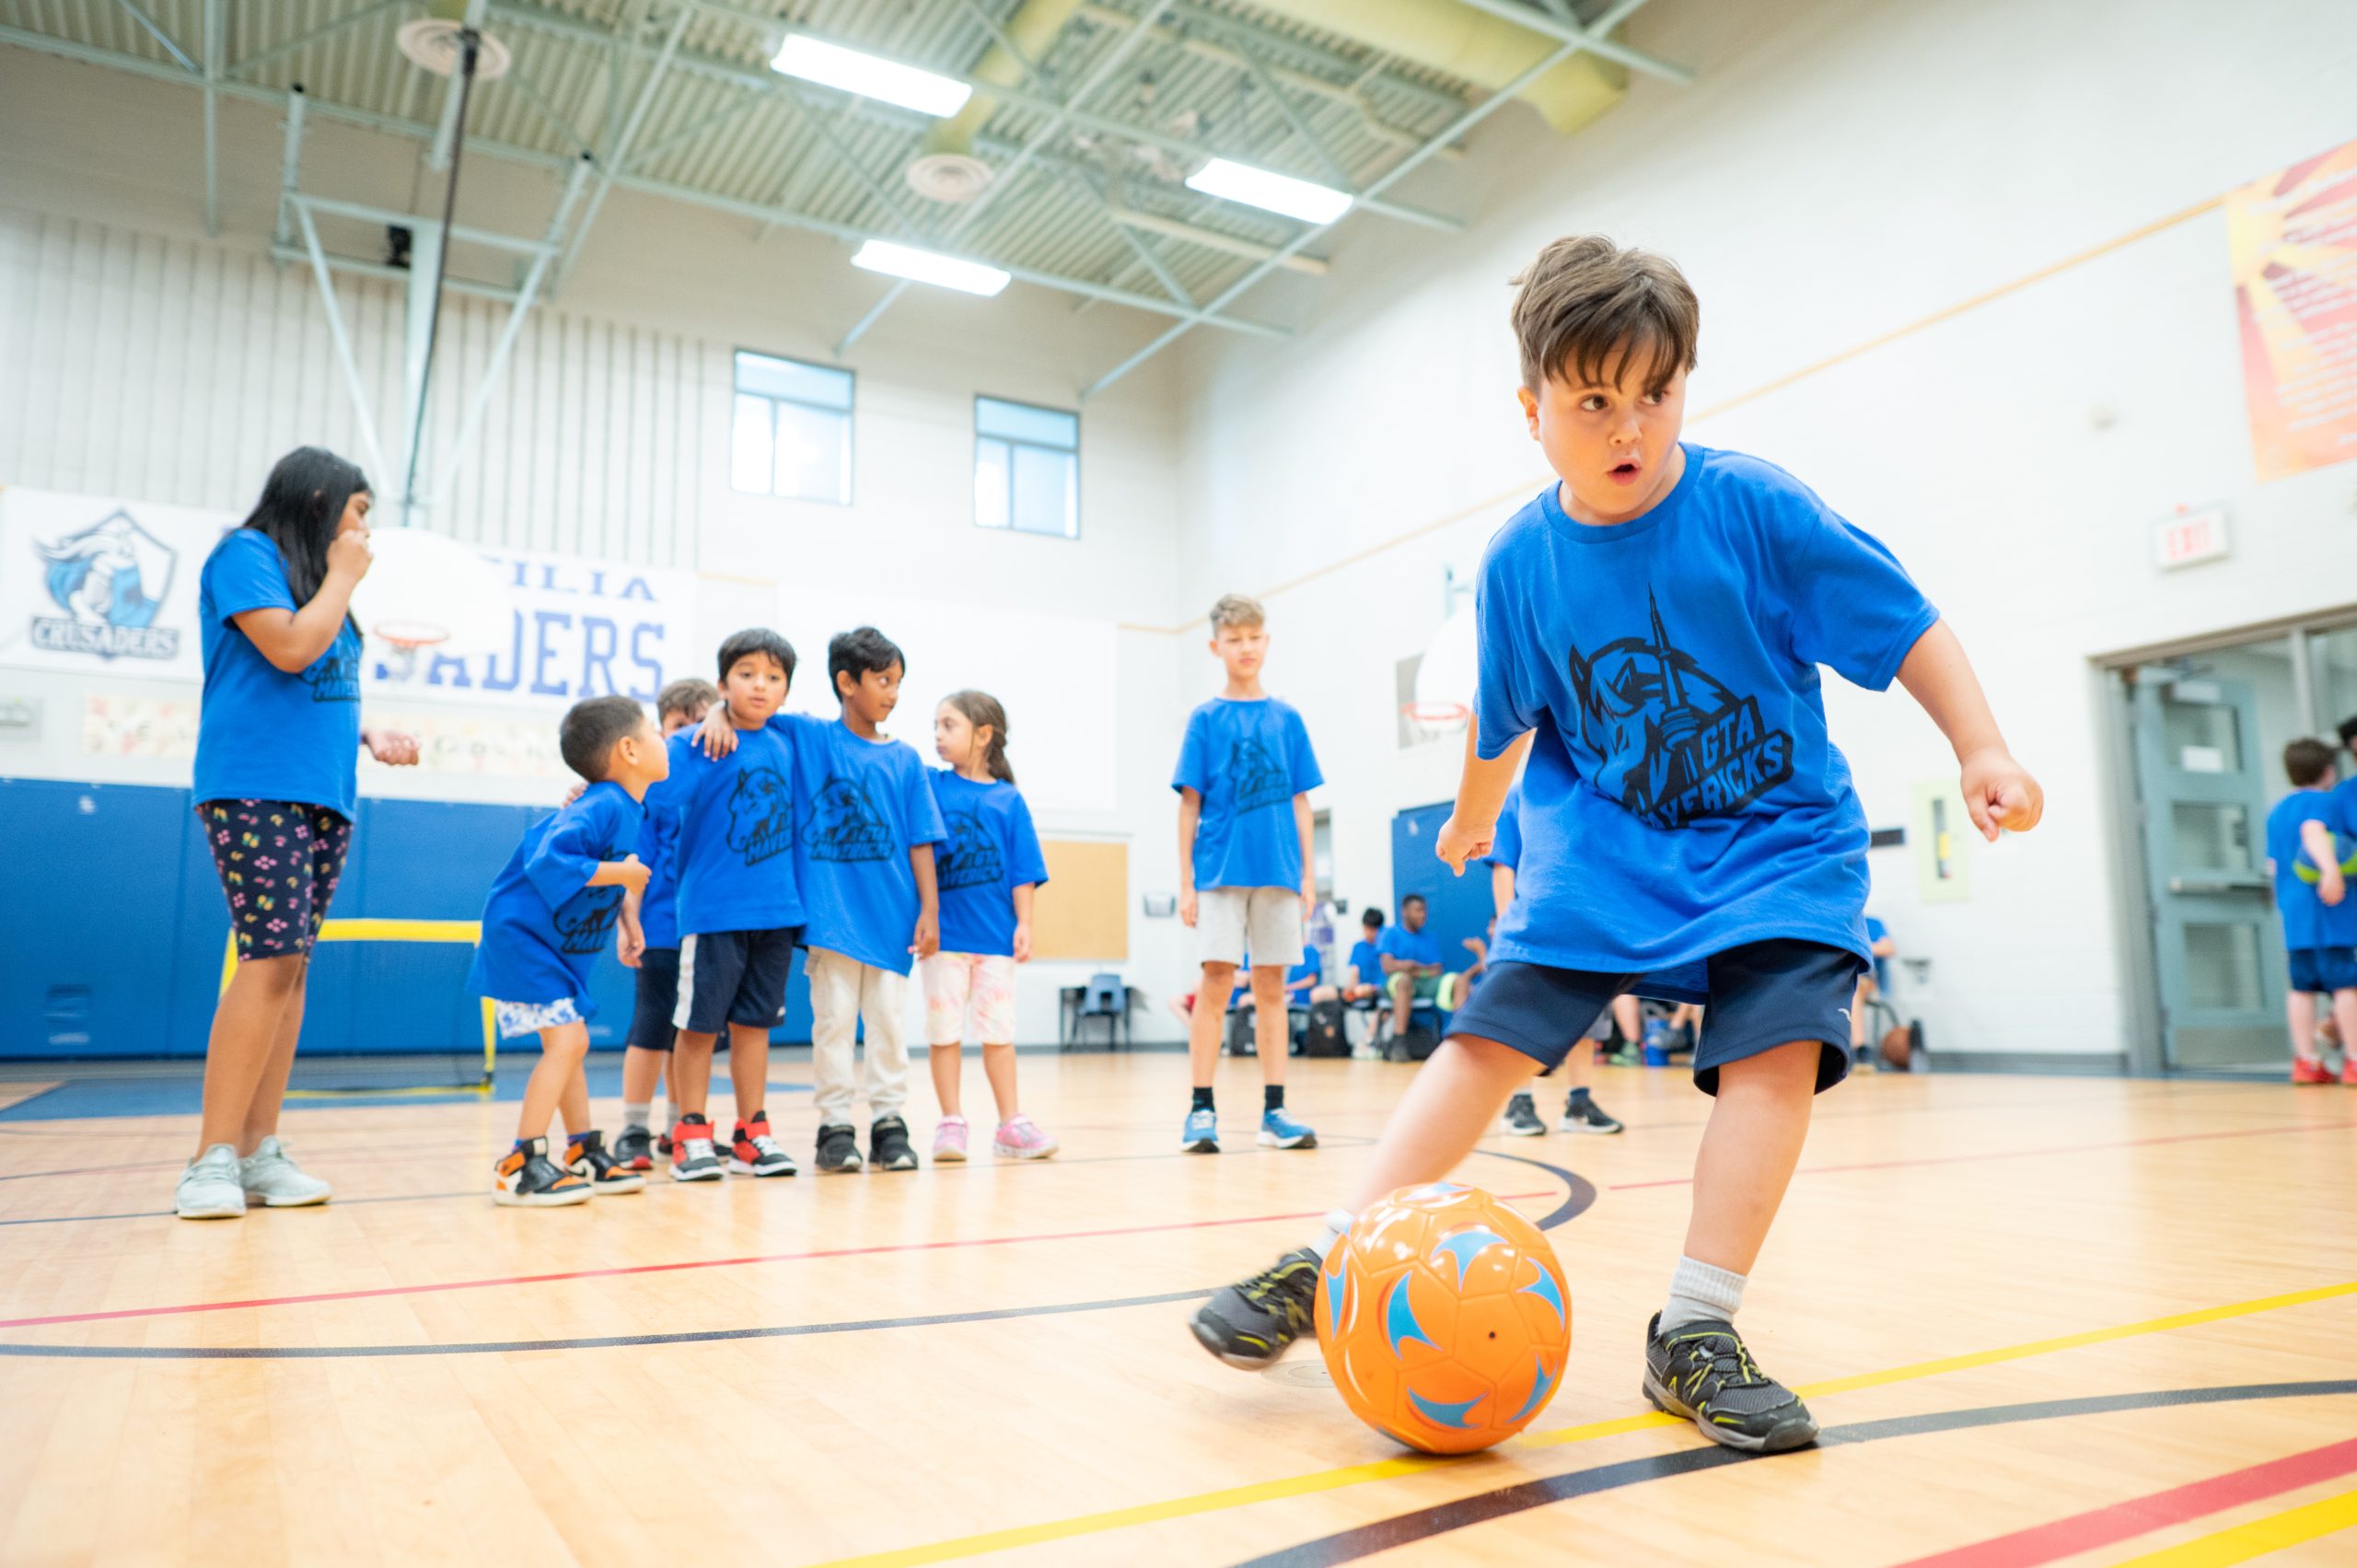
xmin=1072 ymin=971 xmax=1132 ymax=1050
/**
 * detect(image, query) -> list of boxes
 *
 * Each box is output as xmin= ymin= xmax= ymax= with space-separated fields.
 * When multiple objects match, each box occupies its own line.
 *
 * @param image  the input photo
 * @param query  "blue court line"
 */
xmin=1226 ymin=1379 xmax=2357 ymax=1567
xmin=0 ymin=1150 xmax=1587 ymax=1357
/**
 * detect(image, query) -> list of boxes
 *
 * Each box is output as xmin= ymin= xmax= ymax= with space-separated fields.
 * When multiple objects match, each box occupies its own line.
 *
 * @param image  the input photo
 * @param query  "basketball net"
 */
xmin=1401 ymin=701 xmax=1469 ymax=727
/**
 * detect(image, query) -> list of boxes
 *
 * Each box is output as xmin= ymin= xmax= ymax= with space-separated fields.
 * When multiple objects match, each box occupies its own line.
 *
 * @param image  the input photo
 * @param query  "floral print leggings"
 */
xmin=198 ymin=799 xmax=354 ymax=960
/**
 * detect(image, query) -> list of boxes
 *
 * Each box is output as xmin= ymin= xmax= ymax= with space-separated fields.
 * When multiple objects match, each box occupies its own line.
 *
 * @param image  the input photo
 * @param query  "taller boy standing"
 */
xmin=1175 ymin=594 xmax=1324 ymax=1154
xmin=1190 ymin=237 xmax=2041 ymax=1454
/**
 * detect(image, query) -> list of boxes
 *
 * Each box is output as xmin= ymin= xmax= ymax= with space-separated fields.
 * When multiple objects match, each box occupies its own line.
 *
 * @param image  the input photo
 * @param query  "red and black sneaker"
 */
xmin=668 ymin=1114 xmax=726 ymax=1182
xmin=2293 ymin=1056 xmax=2336 ymax=1086
xmin=727 ymin=1111 xmax=798 ymax=1177
xmin=563 ymin=1129 xmax=646 ymax=1195
xmin=612 ymin=1125 xmax=655 ymax=1172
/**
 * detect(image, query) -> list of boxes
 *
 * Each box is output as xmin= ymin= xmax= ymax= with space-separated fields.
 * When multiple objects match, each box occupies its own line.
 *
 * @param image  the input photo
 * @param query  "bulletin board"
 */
xmin=1031 ymin=840 xmax=1129 ymax=961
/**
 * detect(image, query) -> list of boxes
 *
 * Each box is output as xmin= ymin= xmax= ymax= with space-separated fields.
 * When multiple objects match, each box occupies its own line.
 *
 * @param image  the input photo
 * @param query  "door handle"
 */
xmin=2167 ymin=875 xmax=2268 ymax=895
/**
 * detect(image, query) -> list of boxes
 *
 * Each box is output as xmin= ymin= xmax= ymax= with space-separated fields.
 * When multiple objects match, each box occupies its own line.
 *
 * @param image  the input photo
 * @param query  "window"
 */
xmin=974 ymin=395 xmax=1078 ymax=539
xmin=732 ymin=350 xmax=853 ymax=505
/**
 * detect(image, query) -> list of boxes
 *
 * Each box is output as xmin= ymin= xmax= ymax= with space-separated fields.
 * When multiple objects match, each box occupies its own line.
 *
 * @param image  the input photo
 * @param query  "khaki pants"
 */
xmin=806 ymin=946 xmax=911 ymax=1127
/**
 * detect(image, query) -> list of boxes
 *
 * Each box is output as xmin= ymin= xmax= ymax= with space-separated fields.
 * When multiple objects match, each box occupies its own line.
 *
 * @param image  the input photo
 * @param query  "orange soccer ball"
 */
xmin=1316 ymin=1182 xmax=1572 ymax=1454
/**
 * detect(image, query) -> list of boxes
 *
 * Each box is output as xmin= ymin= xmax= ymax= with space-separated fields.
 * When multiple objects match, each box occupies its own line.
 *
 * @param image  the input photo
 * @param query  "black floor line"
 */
xmin=0 ymin=1154 xmax=1588 ymax=1360
xmin=1225 ymin=1378 xmax=2357 ymax=1568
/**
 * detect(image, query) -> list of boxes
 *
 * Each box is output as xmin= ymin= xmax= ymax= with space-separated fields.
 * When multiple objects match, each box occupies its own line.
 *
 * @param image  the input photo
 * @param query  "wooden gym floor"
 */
xmin=1 ymin=1054 xmax=2353 ymax=1566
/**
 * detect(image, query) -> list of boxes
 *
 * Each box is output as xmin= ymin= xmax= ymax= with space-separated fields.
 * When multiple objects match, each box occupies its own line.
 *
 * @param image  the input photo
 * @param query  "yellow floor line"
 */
xmin=2112 ymin=1488 xmax=2357 ymax=1566
xmin=802 ymin=1279 xmax=2357 ymax=1568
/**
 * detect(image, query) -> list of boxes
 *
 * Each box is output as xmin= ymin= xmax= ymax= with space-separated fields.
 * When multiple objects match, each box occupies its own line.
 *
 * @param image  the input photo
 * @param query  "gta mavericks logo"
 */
xmin=1567 ymin=593 xmax=1794 ymax=830
xmin=33 ymin=510 xmax=180 ymax=661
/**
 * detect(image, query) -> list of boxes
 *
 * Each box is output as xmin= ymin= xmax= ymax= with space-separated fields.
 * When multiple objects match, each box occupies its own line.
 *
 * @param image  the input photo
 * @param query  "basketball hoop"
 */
xmin=351 ymin=527 xmax=509 ymax=658
xmin=1401 ymin=701 xmax=1470 ymax=727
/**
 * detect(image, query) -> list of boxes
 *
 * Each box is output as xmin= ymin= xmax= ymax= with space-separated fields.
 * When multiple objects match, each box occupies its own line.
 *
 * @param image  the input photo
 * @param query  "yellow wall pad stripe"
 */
xmin=802 ymin=1279 xmax=2357 ymax=1568
xmin=2111 ymin=1488 xmax=2357 ymax=1567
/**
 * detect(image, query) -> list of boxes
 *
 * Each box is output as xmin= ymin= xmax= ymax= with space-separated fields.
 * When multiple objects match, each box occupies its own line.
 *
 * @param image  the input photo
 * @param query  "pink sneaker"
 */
xmin=932 ymin=1116 xmax=970 ymax=1163
xmin=993 ymin=1115 xmax=1059 ymax=1161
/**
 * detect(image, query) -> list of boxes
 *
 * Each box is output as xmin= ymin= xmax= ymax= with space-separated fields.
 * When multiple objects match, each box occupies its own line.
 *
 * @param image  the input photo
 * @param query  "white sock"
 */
xmin=1306 ymin=1210 xmax=1354 ymax=1260
xmin=1661 ymin=1256 xmax=1746 ymax=1331
xmin=622 ymin=1099 xmax=652 ymax=1132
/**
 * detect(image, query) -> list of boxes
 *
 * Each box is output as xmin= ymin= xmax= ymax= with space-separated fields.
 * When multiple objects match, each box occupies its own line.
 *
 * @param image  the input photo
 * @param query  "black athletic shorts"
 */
xmin=1446 ymin=939 xmax=1862 ymax=1096
xmin=674 ymin=927 xmax=800 ymax=1036
xmin=629 ymin=947 xmax=684 ymax=1052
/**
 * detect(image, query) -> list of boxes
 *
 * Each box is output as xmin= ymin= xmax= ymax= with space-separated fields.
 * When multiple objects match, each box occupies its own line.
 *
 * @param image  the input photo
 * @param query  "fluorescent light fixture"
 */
xmin=771 ymin=35 xmax=972 ymax=118
xmin=851 ymin=239 xmax=1010 ymax=296
xmin=1185 ymin=157 xmax=1353 ymax=225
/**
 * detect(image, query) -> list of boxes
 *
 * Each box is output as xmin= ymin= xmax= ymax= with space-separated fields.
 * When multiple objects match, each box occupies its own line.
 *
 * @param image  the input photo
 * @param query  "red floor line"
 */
xmin=1608 ymin=1121 xmax=2357 ymax=1191
xmin=0 ymin=1189 xmax=1554 ymax=1330
xmin=1884 ymin=1434 xmax=2357 ymax=1568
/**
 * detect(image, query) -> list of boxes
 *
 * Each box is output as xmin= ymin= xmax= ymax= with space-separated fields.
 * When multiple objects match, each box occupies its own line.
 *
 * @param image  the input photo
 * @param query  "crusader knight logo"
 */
xmin=1566 ymin=591 xmax=1794 ymax=830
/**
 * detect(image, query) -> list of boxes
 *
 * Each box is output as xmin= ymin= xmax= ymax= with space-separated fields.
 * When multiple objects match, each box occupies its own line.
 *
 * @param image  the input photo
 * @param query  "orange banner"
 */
xmin=2229 ymin=139 xmax=2357 ymax=482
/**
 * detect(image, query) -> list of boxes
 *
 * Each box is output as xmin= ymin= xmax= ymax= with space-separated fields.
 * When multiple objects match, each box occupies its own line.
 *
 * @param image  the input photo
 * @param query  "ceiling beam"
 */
xmin=226 ymin=0 xmax=401 ymax=80
xmin=1445 ymin=0 xmax=1692 ymax=86
xmin=1083 ymin=1 xmax=1661 ymax=396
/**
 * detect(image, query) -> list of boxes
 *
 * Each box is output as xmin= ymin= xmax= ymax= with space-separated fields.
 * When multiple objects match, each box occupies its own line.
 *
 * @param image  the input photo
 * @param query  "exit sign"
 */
xmin=2154 ymin=505 xmax=2231 ymax=570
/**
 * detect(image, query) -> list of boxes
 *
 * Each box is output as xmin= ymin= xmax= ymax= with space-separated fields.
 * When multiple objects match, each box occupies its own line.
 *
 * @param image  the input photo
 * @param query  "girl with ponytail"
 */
xmin=923 ymin=690 xmax=1056 ymax=1161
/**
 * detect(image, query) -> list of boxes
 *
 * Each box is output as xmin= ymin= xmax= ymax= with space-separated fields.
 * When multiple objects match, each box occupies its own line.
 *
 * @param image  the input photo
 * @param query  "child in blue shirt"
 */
xmin=1193 ymin=236 xmax=2042 ymax=1456
xmin=608 ymin=677 xmax=716 ymax=1171
xmin=470 ymin=695 xmax=665 ymax=1206
xmin=1174 ymin=593 xmax=1325 ymax=1155
xmin=922 ymin=690 xmax=1057 ymax=1162
xmin=1488 ymin=784 xmax=1626 ymax=1138
xmin=1341 ymin=907 xmax=1387 ymax=1006
xmin=703 ymin=627 xmax=946 ymax=1174
xmin=644 ymin=630 xmax=805 ymax=1182
xmin=2267 ymin=738 xmax=2357 ymax=1084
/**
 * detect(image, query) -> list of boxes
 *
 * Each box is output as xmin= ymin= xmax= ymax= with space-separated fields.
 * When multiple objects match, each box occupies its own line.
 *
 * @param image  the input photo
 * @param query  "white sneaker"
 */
xmin=176 ymin=1144 xmax=247 ymax=1220
xmin=238 ymin=1136 xmax=332 ymax=1207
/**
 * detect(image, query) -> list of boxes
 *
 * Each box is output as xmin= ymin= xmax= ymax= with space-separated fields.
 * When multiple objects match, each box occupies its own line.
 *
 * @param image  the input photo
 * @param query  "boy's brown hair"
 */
xmin=656 ymin=677 xmax=718 ymax=719
xmin=2285 ymin=737 xmax=2336 ymax=787
xmin=1510 ymin=235 xmax=1700 ymax=395
xmin=1209 ymin=593 xmax=1265 ymax=633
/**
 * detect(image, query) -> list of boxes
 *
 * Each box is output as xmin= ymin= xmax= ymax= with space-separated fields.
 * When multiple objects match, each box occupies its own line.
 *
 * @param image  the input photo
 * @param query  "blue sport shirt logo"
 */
xmin=32 ymin=510 xmax=180 ymax=661
xmin=725 ymin=765 xmax=794 ymax=865
xmin=806 ymin=774 xmax=894 ymax=863
xmin=935 ymin=808 xmax=1004 ymax=891
xmin=1227 ymin=737 xmax=1292 ymax=814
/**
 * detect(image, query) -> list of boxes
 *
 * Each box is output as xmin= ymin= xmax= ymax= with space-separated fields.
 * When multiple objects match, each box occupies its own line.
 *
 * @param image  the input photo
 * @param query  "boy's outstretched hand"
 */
xmin=911 ymin=912 xmax=939 ymax=961
xmin=696 ymin=702 xmax=739 ymax=760
xmin=1434 ymin=813 xmax=1494 ymax=874
xmin=1959 ymin=748 xmax=2044 ymax=842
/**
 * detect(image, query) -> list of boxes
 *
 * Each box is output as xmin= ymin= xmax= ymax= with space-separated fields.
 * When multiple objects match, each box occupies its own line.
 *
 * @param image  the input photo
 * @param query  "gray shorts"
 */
xmin=1197 ymin=886 xmax=1302 ymax=970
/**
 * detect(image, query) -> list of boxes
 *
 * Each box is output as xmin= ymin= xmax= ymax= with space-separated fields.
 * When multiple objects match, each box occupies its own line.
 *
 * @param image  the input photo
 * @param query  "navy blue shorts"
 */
xmin=2288 ymin=947 xmax=2357 ymax=994
xmin=1446 ymin=940 xmax=1863 ymax=1096
xmin=628 ymin=947 xmax=687 ymax=1052
xmin=674 ymin=927 xmax=800 ymax=1036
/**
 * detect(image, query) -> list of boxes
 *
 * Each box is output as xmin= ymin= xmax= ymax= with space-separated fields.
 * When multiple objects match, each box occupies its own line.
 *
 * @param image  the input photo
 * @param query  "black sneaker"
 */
xmin=1189 ymin=1248 xmax=1321 ymax=1369
xmin=1502 ymin=1092 xmax=1546 ymax=1136
xmin=563 ymin=1130 xmax=645 ymax=1195
xmin=1642 ymin=1312 xmax=1818 ymax=1453
xmin=613 ymin=1125 xmax=655 ymax=1172
xmin=871 ymin=1115 xmax=919 ymax=1171
xmin=1560 ymin=1095 xmax=1625 ymax=1134
xmin=816 ymin=1122 xmax=864 ymax=1173
xmin=493 ymin=1137 xmax=592 ymax=1207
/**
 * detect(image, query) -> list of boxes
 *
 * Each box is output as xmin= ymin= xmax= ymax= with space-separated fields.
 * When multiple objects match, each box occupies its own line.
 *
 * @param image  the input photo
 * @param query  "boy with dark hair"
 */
xmin=2269 ymin=737 xmax=2357 ymax=1085
xmin=1176 ymin=592 xmax=1324 ymax=1154
xmin=470 ymin=694 xmax=665 ymax=1206
xmin=1190 ymin=234 xmax=2042 ymax=1455
xmin=699 ymin=626 xmax=946 ymax=1172
xmin=1377 ymin=893 xmax=1445 ymax=1042
xmin=647 ymin=631 xmax=804 ymax=1182
xmin=611 ymin=677 xmax=718 ymax=1170
xmin=1341 ymin=907 xmax=1387 ymax=1004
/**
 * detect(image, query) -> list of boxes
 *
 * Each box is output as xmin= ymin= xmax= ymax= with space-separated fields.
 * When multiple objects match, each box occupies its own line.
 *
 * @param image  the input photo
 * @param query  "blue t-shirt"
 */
xmin=1347 ymin=938 xmax=1384 ymax=986
xmin=1487 ymin=784 xmax=1526 ymax=872
xmin=1173 ymin=697 xmax=1323 ymax=892
xmin=468 ymin=782 xmax=643 ymax=1009
xmin=2267 ymin=790 xmax=2357 ymax=949
xmin=1864 ymin=914 xmax=1890 ymax=988
xmin=643 ymin=726 xmax=803 ymax=939
xmin=783 ymin=714 xmax=948 ymax=974
xmin=930 ymin=770 xmax=1051 ymax=959
xmin=1473 ymin=446 xmax=1940 ymax=981
xmin=1287 ymin=947 xmax=1321 ymax=994
xmin=633 ymin=795 xmax=684 ymax=950
xmin=192 ymin=528 xmax=364 ymax=819
xmin=1379 ymin=924 xmax=1443 ymax=970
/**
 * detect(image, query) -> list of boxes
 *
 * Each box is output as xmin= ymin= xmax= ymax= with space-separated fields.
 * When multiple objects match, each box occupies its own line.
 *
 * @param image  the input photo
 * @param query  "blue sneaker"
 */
xmin=1182 ymin=1107 xmax=1221 ymax=1153
xmin=1258 ymin=1107 xmax=1318 ymax=1149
